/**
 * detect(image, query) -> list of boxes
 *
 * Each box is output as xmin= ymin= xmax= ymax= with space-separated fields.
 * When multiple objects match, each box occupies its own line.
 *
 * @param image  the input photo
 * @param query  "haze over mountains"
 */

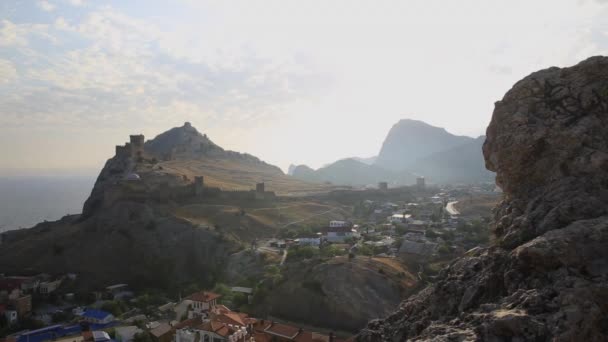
xmin=291 ymin=119 xmax=494 ymax=186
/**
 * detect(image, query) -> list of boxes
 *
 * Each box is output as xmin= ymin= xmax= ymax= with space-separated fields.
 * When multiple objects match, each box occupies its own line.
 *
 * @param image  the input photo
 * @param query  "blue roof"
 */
xmin=82 ymin=309 xmax=113 ymax=320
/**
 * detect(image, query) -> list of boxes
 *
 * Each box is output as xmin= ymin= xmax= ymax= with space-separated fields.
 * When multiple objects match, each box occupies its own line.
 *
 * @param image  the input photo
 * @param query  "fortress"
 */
xmin=115 ymin=134 xmax=145 ymax=159
xmin=103 ymin=134 xmax=276 ymax=208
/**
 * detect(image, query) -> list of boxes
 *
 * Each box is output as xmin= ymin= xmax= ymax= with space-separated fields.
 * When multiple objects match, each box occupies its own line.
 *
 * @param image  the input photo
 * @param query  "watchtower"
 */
xmin=129 ymin=134 xmax=145 ymax=159
xmin=416 ymin=177 xmax=426 ymax=189
xmin=378 ymin=182 xmax=388 ymax=191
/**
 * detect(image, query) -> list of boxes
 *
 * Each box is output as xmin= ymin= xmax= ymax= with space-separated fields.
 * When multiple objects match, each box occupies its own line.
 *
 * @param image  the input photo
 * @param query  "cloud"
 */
xmin=37 ymin=0 xmax=55 ymax=12
xmin=0 ymin=20 xmax=54 ymax=47
xmin=0 ymin=59 xmax=17 ymax=83
xmin=488 ymin=65 xmax=513 ymax=75
xmin=0 ymin=5 xmax=324 ymax=135
xmin=66 ymin=0 xmax=84 ymax=6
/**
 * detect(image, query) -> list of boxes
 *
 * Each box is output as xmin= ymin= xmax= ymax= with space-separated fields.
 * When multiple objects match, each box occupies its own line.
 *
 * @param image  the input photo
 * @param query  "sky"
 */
xmin=1 ymin=0 xmax=607 ymax=174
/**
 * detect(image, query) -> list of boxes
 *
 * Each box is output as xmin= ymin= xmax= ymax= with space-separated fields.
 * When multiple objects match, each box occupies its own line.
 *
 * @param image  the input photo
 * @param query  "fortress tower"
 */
xmin=378 ymin=182 xmax=388 ymax=191
xmin=130 ymin=134 xmax=145 ymax=159
xmin=416 ymin=176 xmax=426 ymax=189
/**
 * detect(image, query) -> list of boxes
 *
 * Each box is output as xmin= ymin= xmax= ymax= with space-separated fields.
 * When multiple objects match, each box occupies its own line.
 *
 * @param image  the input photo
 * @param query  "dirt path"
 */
xmin=446 ymin=201 xmax=460 ymax=215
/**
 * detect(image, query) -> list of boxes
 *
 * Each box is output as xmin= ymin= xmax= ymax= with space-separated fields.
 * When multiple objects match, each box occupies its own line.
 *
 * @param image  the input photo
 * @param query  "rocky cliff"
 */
xmin=358 ymin=56 xmax=608 ymax=341
xmin=375 ymin=119 xmax=473 ymax=171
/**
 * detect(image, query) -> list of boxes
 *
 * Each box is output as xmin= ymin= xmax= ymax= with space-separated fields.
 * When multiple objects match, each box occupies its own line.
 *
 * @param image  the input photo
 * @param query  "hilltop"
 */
xmin=375 ymin=119 xmax=474 ymax=171
xmin=0 ymin=123 xmax=339 ymax=288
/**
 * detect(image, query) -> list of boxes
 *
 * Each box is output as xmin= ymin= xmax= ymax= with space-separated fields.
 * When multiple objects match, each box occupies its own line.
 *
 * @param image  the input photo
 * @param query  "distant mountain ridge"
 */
xmin=291 ymin=119 xmax=493 ymax=186
xmin=375 ymin=119 xmax=474 ymax=171
xmin=292 ymin=158 xmax=416 ymax=187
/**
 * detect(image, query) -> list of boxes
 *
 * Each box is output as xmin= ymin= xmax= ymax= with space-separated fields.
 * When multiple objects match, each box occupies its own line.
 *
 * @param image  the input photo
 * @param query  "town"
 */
xmin=0 ymin=179 xmax=499 ymax=342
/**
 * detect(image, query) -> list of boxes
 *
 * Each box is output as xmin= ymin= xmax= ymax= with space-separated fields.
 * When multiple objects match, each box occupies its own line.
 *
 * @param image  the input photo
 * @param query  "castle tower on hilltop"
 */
xmin=416 ymin=176 xmax=426 ymax=189
xmin=130 ymin=134 xmax=145 ymax=159
xmin=114 ymin=134 xmax=145 ymax=160
xmin=378 ymin=181 xmax=388 ymax=191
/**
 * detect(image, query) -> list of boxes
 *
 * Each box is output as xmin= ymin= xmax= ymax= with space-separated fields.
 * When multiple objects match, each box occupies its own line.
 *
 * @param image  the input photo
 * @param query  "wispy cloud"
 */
xmin=37 ymin=0 xmax=55 ymax=12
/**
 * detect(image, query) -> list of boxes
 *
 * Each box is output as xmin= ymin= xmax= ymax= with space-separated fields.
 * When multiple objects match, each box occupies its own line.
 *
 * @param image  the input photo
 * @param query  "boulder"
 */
xmin=357 ymin=56 xmax=608 ymax=341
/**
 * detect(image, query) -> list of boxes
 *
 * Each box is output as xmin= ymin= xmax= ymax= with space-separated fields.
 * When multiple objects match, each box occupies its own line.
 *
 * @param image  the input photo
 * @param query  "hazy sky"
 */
xmin=1 ymin=0 xmax=607 ymax=173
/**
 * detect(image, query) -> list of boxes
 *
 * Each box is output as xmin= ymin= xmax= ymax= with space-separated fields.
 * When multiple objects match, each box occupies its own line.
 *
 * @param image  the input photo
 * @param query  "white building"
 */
xmin=5 ymin=309 xmax=18 ymax=325
xmin=185 ymin=291 xmax=221 ymax=316
xmin=39 ymin=279 xmax=62 ymax=295
xmin=388 ymin=214 xmax=412 ymax=224
xmin=115 ymin=326 xmax=142 ymax=342
xmin=324 ymin=226 xmax=360 ymax=243
xmin=329 ymin=220 xmax=351 ymax=228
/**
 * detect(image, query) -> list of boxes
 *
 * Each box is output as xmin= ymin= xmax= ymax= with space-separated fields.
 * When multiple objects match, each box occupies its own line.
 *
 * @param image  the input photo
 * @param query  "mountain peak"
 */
xmin=376 ymin=119 xmax=474 ymax=171
xmin=144 ymin=122 xmax=222 ymax=160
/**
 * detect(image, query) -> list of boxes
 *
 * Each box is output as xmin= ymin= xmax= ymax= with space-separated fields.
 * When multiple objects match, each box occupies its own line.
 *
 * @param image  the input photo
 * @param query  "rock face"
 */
xmin=375 ymin=119 xmax=473 ymax=171
xmin=358 ymin=56 xmax=608 ymax=341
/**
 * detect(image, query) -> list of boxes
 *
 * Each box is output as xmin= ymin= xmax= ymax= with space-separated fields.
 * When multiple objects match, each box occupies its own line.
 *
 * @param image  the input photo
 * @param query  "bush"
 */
xmin=320 ymin=245 xmax=346 ymax=258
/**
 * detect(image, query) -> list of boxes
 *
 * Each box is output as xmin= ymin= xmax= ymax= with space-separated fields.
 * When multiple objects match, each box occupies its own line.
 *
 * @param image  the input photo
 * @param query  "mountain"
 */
xmin=409 ymin=136 xmax=495 ymax=183
xmin=291 ymin=158 xmax=416 ymax=187
xmin=352 ymin=156 xmax=377 ymax=165
xmin=375 ymin=119 xmax=474 ymax=171
xmin=0 ymin=123 xmax=332 ymax=290
xmin=287 ymin=164 xmax=298 ymax=175
xmin=358 ymin=56 xmax=608 ymax=341
xmin=83 ymin=123 xmax=331 ymax=217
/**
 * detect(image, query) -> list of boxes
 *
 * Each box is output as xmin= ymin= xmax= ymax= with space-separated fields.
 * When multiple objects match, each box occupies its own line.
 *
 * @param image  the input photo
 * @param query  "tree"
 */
xmin=133 ymin=332 xmax=154 ymax=342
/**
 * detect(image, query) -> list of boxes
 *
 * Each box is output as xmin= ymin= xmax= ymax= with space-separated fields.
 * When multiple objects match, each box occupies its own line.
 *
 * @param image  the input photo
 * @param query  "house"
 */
xmin=39 ymin=279 xmax=62 ymax=295
xmin=10 ymin=295 xmax=31 ymax=317
xmin=114 ymin=326 xmax=142 ymax=342
xmin=80 ymin=309 xmax=115 ymax=324
xmin=252 ymin=320 xmax=341 ymax=342
xmin=388 ymin=214 xmax=411 ymax=224
xmin=185 ymin=291 xmax=221 ymax=316
xmin=174 ymin=309 xmax=252 ymax=342
xmin=4 ymin=309 xmax=18 ymax=325
xmin=150 ymin=322 xmax=173 ymax=342
xmin=328 ymin=220 xmax=350 ymax=228
xmin=322 ymin=220 xmax=360 ymax=243
xmin=295 ymin=237 xmax=321 ymax=246
xmin=92 ymin=331 xmax=111 ymax=342
xmin=106 ymin=284 xmax=132 ymax=300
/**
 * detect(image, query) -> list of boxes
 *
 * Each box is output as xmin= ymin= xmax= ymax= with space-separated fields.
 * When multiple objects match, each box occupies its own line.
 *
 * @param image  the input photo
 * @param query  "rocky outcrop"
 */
xmin=358 ymin=56 xmax=608 ymax=341
xmin=375 ymin=119 xmax=473 ymax=171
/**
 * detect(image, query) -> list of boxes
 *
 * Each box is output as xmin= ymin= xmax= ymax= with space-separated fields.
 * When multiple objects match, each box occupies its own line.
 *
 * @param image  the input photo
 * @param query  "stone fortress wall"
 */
xmin=105 ymin=134 xmax=276 ymax=208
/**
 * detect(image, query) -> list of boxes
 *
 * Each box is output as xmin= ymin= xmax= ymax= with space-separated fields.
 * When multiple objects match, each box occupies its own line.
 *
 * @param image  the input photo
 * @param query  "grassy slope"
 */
xmin=158 ymin=159 xmax=339 ymax=195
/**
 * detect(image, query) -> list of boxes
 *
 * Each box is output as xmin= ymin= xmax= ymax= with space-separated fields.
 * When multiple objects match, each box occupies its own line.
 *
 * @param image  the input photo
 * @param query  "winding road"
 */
xmin=446 ymin=201 xmax=460 ymax=215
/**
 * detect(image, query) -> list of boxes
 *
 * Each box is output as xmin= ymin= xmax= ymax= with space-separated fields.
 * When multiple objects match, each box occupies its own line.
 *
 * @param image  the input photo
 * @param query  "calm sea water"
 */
xmin=0 ymin=176 xmax=96 ymax=232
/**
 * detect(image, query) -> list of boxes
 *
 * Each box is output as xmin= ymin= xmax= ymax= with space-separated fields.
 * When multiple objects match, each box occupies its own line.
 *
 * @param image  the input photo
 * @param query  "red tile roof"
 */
xmin=150 ymin=323 xmax=173 ymax=338
xmin=264 ymin=323 xmax=301 ymax=339
xmin=213 ymin=312 xmax=247 ymax=326
xmin=173 ymin=317 xmax=201 ymax=329
xmin=186 ymin=291 xmax=221 ymax=303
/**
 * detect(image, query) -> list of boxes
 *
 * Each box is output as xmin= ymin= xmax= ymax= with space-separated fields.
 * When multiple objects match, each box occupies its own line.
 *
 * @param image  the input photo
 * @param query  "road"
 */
xmin=446 ymin=201 xmax=460 ymax=215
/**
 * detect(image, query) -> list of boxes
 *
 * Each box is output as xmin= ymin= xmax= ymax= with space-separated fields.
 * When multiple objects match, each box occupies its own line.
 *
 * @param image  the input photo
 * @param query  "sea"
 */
xmin=0 ymin=175 xmax=96 ymax=233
